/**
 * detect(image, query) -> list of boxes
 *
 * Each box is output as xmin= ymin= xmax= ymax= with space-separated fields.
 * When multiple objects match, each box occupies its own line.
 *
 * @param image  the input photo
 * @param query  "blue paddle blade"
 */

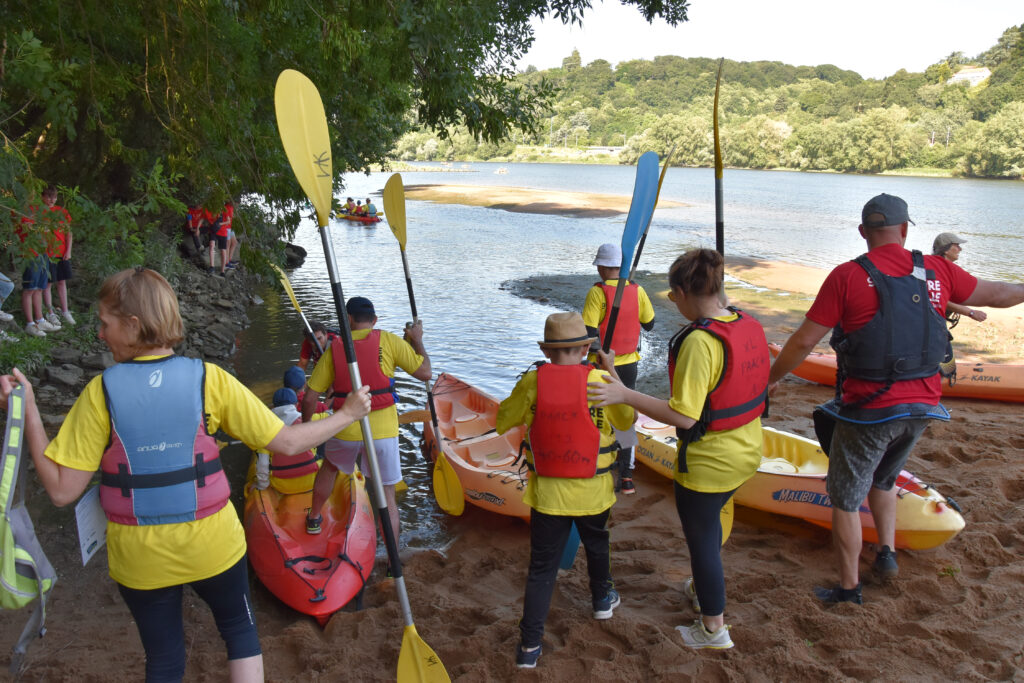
xmin=619 ymin=151 xmax=660 ymax=280
xmin=560 ymin=522 xmax=581 ymax=570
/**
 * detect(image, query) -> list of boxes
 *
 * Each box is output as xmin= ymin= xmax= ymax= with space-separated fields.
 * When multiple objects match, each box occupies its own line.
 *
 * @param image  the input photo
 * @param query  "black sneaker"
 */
xmin=620 ymin=477 xmax=636 ymax=495
xmin=515 ymin=645 xmax=541 ymax=669
xmin=305 ymin=514 xmax=322 ymax=535
xmin=872 ymin=545 xmax=899 ymax=580
xmin=813 ymin=583 xmax=863 ymax=605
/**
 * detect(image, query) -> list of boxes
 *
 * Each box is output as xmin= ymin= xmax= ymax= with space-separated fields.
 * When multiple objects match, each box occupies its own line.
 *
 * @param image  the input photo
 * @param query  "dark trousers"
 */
xmin=117 ymin=556 xmax=261 ymax=683
xmin=615 ymin=362 xmax=638 ymax=479
xmin=674 ymin=482 xmax=737 ymax=617
xmin=519 ymin=508 xmax=613 ymax=648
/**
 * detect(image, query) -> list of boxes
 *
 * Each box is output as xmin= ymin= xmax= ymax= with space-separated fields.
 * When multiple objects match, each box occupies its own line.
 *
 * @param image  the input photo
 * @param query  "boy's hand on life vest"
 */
xmin=587 ymin=372 xmax=624 ymax=408
xmin=339 ymin=385 xmax=371 ymax=422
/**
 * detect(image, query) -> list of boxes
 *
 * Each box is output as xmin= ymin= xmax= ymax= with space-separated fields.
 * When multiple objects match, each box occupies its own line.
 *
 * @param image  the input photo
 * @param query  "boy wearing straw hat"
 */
xmin=497 ymin=312 xmax=635 ymax=669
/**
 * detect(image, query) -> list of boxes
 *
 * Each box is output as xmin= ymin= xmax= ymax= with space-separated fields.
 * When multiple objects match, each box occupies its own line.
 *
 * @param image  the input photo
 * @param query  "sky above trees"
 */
xmin=519 ymin=0 xmax=1022 ymax=79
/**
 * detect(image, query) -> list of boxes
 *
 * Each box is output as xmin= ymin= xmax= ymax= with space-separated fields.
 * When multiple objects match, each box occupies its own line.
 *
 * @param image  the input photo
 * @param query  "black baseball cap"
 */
xmin=862 ymin=193 xmax=915 ymax=228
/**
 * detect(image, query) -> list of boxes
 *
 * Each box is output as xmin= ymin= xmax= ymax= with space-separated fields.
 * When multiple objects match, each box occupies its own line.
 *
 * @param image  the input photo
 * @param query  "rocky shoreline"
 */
xmin=26 ymin=254 xmax=287 ymax=431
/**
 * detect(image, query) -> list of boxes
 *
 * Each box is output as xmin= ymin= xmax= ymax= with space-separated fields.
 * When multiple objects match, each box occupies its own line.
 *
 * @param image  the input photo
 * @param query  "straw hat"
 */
xmin=537 ymin=312 xmax=596 ymax=349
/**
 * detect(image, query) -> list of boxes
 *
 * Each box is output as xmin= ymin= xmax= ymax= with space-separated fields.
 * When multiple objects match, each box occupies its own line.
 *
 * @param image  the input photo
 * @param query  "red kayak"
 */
xmin=336 ymin=213 xmax=382 ymax=224
xmin=243 ymin=468 xmax=376 ymax=625
xmin=768 ymin=343 xmax=1024 ymax=403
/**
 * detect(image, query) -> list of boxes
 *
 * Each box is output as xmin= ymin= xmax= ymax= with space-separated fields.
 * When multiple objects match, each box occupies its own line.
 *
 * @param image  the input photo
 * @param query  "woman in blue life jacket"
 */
xmin=588 ymin=248 xmax=770 ymax=651
xmin=0 ymin=267 xmax=370 ymax=683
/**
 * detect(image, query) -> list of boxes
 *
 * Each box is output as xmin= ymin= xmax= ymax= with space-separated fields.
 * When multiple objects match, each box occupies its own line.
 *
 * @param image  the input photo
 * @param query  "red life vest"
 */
xmin=216 ymin=204 xmax=233 ymax=236
xmin=667 ymin=309 xmax=769 ymax=438
xmin=330 ymin=330 xmax=397 ymax=411
xmin=527 ymin=364 xmax=615 ymax=478
xmin=187 ymin=207 xmax=205 ymax=229
xmin=597 ymin=282 xmax=642 ymax=357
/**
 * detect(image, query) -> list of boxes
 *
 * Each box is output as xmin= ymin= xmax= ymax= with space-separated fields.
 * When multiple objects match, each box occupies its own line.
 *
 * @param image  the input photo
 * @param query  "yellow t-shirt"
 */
xmin=45 ymin=357 xmax=285 ymax=590
xmin=307 ymin=328 xmax=424 ymax=441
xmin=496 ymin=366 xmax=635 ymax=516
xmin=583 ymin=279 xmax=655 ymax=366
xmin=668 ymin=314 xmax=763 ymax=492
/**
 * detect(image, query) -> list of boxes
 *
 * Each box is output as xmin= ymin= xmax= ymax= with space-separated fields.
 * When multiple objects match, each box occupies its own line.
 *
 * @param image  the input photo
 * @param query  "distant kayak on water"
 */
xmin=332 ymin=211 xmax=382 ymax=224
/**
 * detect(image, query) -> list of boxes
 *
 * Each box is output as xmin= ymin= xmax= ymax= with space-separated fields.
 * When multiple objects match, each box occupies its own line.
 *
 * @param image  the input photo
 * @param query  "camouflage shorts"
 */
xmin=825 ymin=418 xmax=930 ymax=512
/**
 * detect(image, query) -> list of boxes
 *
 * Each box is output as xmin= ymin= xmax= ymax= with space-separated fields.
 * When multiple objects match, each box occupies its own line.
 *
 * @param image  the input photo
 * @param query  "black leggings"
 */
xmin=673 ymin=482 xmax=737 ymax=617
xmin=117 ymin=556 xmax=261 ymax=682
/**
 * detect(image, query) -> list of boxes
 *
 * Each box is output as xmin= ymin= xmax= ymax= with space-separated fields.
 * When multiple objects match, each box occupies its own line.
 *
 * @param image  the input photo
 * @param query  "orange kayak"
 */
xmin=420 ymin=373 xmax=531 ymax=520
xmin=768 ymin=343 xmax=1024 ymax=403
xmin=243 ymin=466 xmax=376 ymax=625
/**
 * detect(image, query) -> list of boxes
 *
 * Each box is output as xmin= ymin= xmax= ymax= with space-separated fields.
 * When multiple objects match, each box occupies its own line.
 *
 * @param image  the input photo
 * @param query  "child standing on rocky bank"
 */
xmin=496 ymin=311 xmax=635 ymax=669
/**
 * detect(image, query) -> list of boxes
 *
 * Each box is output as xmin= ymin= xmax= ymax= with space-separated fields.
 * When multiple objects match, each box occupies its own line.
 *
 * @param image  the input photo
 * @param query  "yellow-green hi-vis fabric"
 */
xmin=1 ymin=385 xmax=57 ymax=674
xmin=274 ymin=69 xmax=333 ymax=228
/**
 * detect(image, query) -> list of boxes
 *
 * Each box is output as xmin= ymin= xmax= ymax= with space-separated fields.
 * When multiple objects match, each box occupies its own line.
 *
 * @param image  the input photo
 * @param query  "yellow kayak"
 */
xmin=634 ymin=415 xmax=965 ymax=550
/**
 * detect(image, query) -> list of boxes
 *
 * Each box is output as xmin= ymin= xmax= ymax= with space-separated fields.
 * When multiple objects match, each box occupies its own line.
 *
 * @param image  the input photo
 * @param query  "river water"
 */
xmin=232 ymin=162 xmax=1023 ymax=550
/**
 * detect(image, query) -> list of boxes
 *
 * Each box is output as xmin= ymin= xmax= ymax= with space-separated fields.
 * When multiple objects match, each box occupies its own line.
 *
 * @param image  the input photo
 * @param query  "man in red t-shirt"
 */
xmin=769 ymin=193 xmax=1024 ymax=604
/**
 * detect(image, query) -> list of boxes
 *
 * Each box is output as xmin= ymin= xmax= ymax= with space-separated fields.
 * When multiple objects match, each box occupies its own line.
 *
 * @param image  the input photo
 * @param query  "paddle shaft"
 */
xmin=400 ymin=249 xmax=418 ymax=321
xmin=714 ymin=57 xmax=725 ymax=257
xmin=315 ymin=220 xmax=415 ymax=627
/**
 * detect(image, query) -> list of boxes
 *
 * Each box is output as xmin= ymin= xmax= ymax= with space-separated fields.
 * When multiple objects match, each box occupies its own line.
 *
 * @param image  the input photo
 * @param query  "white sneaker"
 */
xmin=37 ymin=319 xmax=61 ymax=332
xmin=61 ymin=309 xmax=76 ymax=325
xmin=0 ymin=310 xmax=14 ymax=322
xmin=0 ymin=329 xmax=17 ymax=342
xmin=25 ymin=322 xmax=46 ymax=337
xmin=676 ymin=619 xmax=734 ymax=650
xmin=45 ymin=310 xmax=61 ymax=326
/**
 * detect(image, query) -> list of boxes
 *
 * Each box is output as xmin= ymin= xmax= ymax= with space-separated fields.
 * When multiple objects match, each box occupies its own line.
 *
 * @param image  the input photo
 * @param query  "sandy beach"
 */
xmin=3 ymin=192 xmax=1022 ymax=680
xmin=403 ymin=183 xmax=686 ymax=219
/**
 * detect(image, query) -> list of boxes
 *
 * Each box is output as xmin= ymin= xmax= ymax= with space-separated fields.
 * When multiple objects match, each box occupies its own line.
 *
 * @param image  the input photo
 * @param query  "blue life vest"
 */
xmin=99 ymin=356 xmax=229 ymax=526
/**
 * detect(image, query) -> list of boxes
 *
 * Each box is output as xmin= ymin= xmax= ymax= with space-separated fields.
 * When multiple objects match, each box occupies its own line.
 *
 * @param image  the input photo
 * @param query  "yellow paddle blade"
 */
xmin=398 ymin=408 xmax=431 ymax=425
xmin=432 ymin=452 xmax=465 ymax=516
xmin=397 ymin=624 xmax=450 ymax=683
xmin=274 ymin=70 xmax=333 ymax=227
xmin=720 ymin=497 xmax=734 ymax=546
xmin=383 ymin=173 xmax=408 ymax=250
xmin=271 ymin=264 xmax=303 ymax=315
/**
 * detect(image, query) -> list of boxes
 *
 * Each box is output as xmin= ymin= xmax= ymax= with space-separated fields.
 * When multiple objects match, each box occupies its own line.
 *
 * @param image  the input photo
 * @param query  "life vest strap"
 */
xmin=101 ymin=454 xmax=223 ymax=497
xmin=269 ymin=452 xmax=323 ymax=471
xmin=709 ymin=387 xmax=768 ymax=421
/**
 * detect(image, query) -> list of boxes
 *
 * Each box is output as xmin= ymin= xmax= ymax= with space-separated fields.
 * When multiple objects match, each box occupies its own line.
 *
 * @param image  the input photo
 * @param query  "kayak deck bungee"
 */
xmin=243 ymin=463 xmax=377 ymax=625
xmin=420 ymin=373 xmax=531 ymax=520
xmin=634 ymin=415 xmax=965 ymax=550
xmin=767 ymin=343 xmax=1024 ymax=403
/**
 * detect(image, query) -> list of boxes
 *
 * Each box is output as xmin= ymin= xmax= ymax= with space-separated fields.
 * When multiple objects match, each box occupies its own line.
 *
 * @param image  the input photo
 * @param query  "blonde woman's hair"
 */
xmin=98 ymin=268 xmax=184 ymax=348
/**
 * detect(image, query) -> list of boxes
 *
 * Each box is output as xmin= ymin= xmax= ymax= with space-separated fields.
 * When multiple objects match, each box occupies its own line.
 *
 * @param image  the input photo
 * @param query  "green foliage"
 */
xmin=0 ymin=334 xmax=51 ymax=377
xmin=394 ymin=24 xmax=1024 ymax=178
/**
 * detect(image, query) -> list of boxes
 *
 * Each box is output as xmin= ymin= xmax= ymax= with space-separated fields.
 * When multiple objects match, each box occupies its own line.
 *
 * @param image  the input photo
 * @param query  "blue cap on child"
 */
xmin=283 ymin=366 xmax=306 ymax=391
xmin=272 ymin=388 xmax=298 ymax=407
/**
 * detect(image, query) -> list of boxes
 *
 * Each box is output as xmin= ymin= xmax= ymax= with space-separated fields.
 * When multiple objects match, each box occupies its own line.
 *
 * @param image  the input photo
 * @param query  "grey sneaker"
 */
xmin=683 ymin=578 xmax=701 ymax=613
xmin=0 ymin=329 xmax=17 ymax=342
xmin=37 ymin=319 xmax=60 ymax=332
xmin=872 ymin=546 xmax=899 ymax=580
xmin=592 ymin=588 xmax=620 ymax=620
xmin=44 ymin=310 xmax=61 ymax=326
xmin=25 ymin=322 xmax=46 ymax=337
xmin=61 ymin=309 xmax=76 ymax=325
xmin=677 ymin=619 xmax=734 ymax=649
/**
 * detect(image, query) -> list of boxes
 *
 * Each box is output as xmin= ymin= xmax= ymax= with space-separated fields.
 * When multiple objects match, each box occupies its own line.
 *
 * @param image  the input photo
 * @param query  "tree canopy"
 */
xmin=1 ymin=0 xmax=689 ymax=278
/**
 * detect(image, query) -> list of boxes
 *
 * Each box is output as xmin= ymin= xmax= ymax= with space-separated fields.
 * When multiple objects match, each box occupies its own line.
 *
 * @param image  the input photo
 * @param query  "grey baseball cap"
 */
xmin=861 ymin=193 xmax=915 ymax=228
